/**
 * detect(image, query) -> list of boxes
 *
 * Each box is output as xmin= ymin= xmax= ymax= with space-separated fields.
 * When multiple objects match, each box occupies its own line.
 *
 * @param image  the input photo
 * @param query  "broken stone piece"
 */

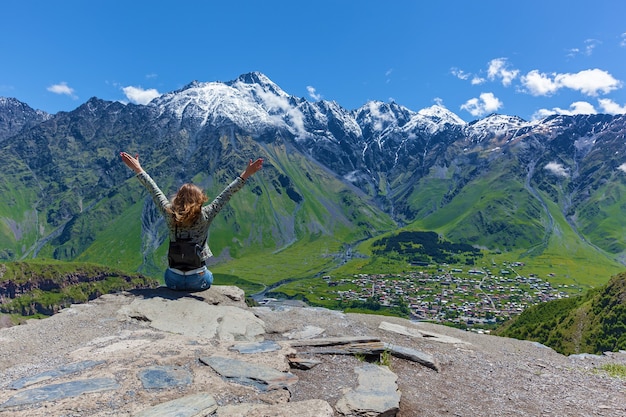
xmin=335 ymin=364 xmax=401 ymax=417
xmin=217 ymin=399 xmax=334 ymax=417
xmin=288 ymin=356 xmax=322 ymax=370
xmin=1 ymin=378 xmax=120 ymax=408
xmin=282 ymin=325 xmax=325 ymax=339
xmin=229 ymin=340 xmax=282 ymax=354
xmin=134 ymin=393 xmax=217 ymax=417
xmin=9 ymin=360 xmax=105 ymax=389
xmin=199 ymin=355 xmax=298 ymax=391
xmin=379 ymin=321 xmax=469 ymax=345
xmin=137 ymin=365 xmax=193 ymax=389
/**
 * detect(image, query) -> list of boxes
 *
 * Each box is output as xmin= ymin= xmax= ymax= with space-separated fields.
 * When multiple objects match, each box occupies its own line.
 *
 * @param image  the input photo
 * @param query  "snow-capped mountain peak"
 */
xmin=417 ymin=104 xmax=466 ymax=126
xmin=399 ymin=105 xmax=465 ymax=135
xmin=150 ymin=73 xmax=312 ymax=138
xmin=152 ymin=80 xmax=281 ymax=132
xmin=228 ymin=72 xmax=291 ymax=104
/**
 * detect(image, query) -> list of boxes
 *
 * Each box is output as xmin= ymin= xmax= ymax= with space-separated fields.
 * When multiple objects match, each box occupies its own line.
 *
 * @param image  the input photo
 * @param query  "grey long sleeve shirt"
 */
xmin=136 ymin=171 xmax=246 ymax=260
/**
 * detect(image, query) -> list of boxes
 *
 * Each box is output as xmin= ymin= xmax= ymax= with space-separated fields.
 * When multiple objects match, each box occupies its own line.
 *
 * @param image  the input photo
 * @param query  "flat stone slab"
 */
xmin=335 ymin=364 xmax=401 ymax=417
xmin=134 ymin=393 xmax=217 ymax=417
xmin=119 ymin=297 xmax=265 ymax=342
xmin=1 ymin=378 xmax=120 ymax=408
xmin=217 ymin=399 xmax=334 ymax=417
xmin=200 ymin=355 xmax=298 ymax=391
xmin=9 ymin=360 xmax=105 ymax=389
xmin=384 ymin=343 xmax=439 ymax=372
xmin=289 ymin=336 xmax=381 ymax=347
xmin=379 ymin=321 xmax=470 ymax=345
xmin=138 ymin=365 xmax=193 ymax=389
xmin=282 ymin=325 xmax=325 ymax=339
xmin=229 ymin=340 xmax=282 ymax=354
xmin=288 ymin=356 xmax=322 ymax=370
xmin=296 ymin=339 xmax=439 ymax=371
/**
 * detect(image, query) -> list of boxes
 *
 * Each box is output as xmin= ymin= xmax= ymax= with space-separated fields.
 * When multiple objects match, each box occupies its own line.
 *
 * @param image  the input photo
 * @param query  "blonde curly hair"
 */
xmin=168 ymin=183 xmax=209 ymax=227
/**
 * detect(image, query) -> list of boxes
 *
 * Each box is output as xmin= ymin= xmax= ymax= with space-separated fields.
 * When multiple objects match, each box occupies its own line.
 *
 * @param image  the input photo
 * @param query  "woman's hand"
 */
xmin=120 ymin=152 xmax=144 ymax=174
xmin=240 ymin=158 xmax=264 ymax=180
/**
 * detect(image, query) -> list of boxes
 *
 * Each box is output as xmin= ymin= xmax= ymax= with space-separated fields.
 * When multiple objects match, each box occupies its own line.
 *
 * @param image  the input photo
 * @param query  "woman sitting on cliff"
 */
xmin=120 ymin=152 xmax=263 ymax=291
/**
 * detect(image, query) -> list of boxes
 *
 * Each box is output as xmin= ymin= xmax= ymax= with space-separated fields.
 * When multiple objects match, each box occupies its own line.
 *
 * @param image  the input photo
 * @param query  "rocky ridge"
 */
xmin=0 ymin=286 xmax=625 ymax=416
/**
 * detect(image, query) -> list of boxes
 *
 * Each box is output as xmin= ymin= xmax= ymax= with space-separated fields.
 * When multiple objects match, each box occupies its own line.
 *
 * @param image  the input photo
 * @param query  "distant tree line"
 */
xmin=371 ymin=231 xmax=481 ymax=265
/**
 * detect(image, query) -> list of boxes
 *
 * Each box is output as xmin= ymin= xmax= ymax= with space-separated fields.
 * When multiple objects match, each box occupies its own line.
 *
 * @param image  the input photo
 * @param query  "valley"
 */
xmin=271 ymin=263 xmax=582 ymax=329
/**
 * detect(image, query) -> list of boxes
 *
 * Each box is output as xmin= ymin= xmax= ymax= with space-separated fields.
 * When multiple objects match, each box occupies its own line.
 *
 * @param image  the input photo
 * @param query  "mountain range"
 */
xmin=1 ymin=72 xmax=626 ymax=286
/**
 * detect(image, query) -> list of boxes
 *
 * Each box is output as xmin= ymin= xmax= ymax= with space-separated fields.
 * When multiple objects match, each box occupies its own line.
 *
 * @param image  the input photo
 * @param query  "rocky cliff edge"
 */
xmin=0 ymin=286 xmax=624 ymax=416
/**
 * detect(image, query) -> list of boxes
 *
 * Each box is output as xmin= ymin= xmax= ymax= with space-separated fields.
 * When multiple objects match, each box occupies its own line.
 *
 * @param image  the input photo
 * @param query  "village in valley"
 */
xmin=322 ymin=262 xmax=581 ymax=331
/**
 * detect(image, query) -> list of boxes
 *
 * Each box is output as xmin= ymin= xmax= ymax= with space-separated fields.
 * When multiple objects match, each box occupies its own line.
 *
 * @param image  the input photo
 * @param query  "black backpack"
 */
xmin=168 ymin=227 xmax=204 ymax=271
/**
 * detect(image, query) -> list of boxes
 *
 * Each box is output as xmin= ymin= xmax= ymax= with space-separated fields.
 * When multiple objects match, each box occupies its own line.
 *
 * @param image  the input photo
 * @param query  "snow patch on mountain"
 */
xmin=357 ymin=101 xmax=414 ymax=132
xmin=395 ymin=105 xmax=465 ymax=136
xmin=151 ymin=76 xmax=308 ymax=138
xmin=464 ymin=114 xmax=531 ymax=142
xmin=234 ymin=80 xmax=307 ymax=137
xmin=152 ymin=81 xmax=277 ymax=132
xmin=314 ymin=100 xmax=363 ymax=140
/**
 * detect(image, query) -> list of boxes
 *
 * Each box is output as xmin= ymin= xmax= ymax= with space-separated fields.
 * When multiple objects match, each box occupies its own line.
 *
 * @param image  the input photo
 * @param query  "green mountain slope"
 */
xmin=394 ymin=128 xmax=626 ymax=286
xmin=2 ymin=129 xmax=395 ymax=285
xmin=495 ymin=272 xmax=626 ymax=355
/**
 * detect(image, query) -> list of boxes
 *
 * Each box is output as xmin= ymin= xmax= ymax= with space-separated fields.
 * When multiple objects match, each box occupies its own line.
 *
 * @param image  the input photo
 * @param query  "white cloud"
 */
xmin=385 ymin=68 xmax=393 ymax=83
xmin=453 ymin=59 xmax=518 ymax=87
xmin=122 ymin=86 xmax=160 ymax=105
xmin=451 ymin=68 xmax=471 ymax=81
xmin=367 ymin=101 xmax=396 ymax=131
xmin=47 ymin=82 xmax=77 ymax=98
xmin=562 ymin=101 xmax=597 ymax=114
xmin=451 ymin=65 xmax=488 ymax=86
xmin=531 ymin=101 xmax=597 ymax=120
xmin=307 ymin=86 xmax=322 ymax=101
xmin=584 ymin=39 xmax=601 ymax=55
xmin=521 ymin=68 xmax=622 ymax=97
xmin=544 ymin=162 xmax=569 ymax=177
xmin=520 ymin=70 xmax=560 ymax=96
xmin=569 ymin=39 xmax=601 ymax=57
xmin=557 ymin=69 xmax=622 ymax=96
xmin=252 ymin=84 xmax=306 ymax=136
xmin=487 ymin=58 xmax=519 ymax=87
xmin=598 ymin=98 xmax=626 ymax=114
xmin=567 ymin=48 xmax=581 ymax=57
xmin=385 ymin=69 xmax=393 ymax=77
xmin=531 ymin=109 xmax=556 ymax=120
xmin=620 ymin=33 xmax=626 ymax=48
xmin=460 ymin=92 xmax=502 ymax=117
xmin=618 ymin=163 xmax=626 ymax=173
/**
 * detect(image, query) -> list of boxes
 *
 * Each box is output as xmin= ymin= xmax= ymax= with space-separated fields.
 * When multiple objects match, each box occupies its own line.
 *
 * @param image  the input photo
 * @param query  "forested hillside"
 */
xmin=495 ymin=272 xmax=626 ymax=355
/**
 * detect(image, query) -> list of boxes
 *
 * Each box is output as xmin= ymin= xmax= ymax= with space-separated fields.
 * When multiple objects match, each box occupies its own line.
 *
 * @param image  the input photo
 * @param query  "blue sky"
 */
xmin=2 ymin=0 xmax=625 ymax=122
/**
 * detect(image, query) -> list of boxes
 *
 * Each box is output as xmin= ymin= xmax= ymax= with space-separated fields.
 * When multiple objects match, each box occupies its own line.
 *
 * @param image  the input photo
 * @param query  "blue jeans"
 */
xmin=164 ymin=266 xmax=213 ymax=291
